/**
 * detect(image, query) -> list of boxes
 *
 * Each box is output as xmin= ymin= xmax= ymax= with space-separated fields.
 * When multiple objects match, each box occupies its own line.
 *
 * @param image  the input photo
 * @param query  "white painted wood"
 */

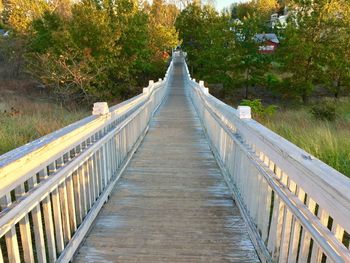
xmin=0 ymin=59 xmax=170 ymax=263
xmin=1 ymin=194 xmax=21 ymax=263
xmin=92 ymin=102 xmax=109 ymax=115
xmin=28 ymin=176 xmax=47 ymax=263
xmin=39 ymin=169 xmax=57 ymax=262
xmin=66 ymin=173 xmax=77 ymax=233
xmin=237 ymin=106 xmax=252 ymax=119
xmin=186 ymin=56 xmax=350 ymax=262
xmin=15 ymin=184 xmax=35 ymax=263
xmin=0 ymin=246 xmax=4 ymax=263
xmin=2 ymin=55 xmax=350 ymax=263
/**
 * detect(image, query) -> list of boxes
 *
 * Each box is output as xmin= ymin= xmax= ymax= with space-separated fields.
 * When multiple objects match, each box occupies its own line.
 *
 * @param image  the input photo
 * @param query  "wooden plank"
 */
xmin=1 ymin=194 xmax=21 ymax=263
xmin=51 ymin=187 xmax=65 ymax=254
xmin=72 ymin=169 xmax=82 ymax=228
xmin=27 ymin=176 xmax=47 ymax=263
xmin=298 ymin=197 xmax=317 ymax=262
xmin=310 ymin=209 xmax=329 ymax=263
xmin=58 ymin=181 xmax=71 ymax=244
xmin=66 ymin=174 xmax=77 ymax=233
xmin=39 ymin=169 xmax=57 ymax=262
xmin=287 ymin=187 xmax=305 ymax=263
xmin=15 ymin=184 xmax=35 ymax=263
xmin=0 ymin=246 xmax=4 ymax=263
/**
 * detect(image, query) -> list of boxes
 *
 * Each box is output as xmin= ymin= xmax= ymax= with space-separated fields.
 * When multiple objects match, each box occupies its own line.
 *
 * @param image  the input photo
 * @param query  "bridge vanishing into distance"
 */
xmin=0 ymin=52 xmax=350 ymax=263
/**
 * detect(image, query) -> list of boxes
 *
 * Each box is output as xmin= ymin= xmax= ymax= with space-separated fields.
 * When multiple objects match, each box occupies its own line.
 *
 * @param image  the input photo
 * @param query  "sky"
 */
xmin=215 ymin=0 xmax=248 ymax=11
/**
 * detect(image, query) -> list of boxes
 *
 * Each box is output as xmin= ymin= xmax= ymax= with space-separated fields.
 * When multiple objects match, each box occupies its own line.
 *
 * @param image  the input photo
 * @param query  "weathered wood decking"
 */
xmin=74 ymin=60 xmax=259 ymax=262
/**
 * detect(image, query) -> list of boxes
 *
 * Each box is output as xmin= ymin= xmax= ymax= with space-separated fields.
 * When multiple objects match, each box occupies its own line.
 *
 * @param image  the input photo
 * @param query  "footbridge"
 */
xmin=0 ymin=52 xmax=350 ymax=263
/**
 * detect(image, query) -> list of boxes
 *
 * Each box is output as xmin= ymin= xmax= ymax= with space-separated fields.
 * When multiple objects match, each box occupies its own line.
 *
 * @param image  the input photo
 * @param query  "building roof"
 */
xmin=254 ymin=33 xmax=279 ymax=44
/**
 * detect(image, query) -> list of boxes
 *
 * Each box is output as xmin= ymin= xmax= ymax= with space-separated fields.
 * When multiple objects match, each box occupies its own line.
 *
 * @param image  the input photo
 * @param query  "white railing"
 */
xmin=184 ymin=59 xmax=350 ymax=263
xmin=0 ymin=59 xmax=174 ymax=263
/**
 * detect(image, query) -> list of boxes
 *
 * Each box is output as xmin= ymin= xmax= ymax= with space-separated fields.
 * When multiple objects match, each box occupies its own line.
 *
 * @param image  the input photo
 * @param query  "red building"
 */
xmin=254 ymin=33 xmax=279 ymax=54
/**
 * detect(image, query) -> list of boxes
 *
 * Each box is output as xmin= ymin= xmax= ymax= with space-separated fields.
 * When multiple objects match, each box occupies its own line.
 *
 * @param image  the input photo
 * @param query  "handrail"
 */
xmin=184 ymin=58 xmax=350 ymax=262
xmin=0 ymin=55 xmax=175 ymax=262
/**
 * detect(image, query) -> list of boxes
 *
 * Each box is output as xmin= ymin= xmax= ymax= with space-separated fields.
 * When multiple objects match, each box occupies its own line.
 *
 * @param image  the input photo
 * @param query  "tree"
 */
xmin=146 ymin=0 xmax=179 ymax=77
xmin=231 ymin=0 xmax=279 ymax=21
xmin=277 ymin=0 xmax=350 ymax=102
xmin=2 ymin=0 xmax=49 ymax=33
xmin=25 ymin=0 xmax=179 ymax=103
xmin=176 ymin=4 xmax=235 ymax=88
xmin=317 ymin=0 xmax=350 ymax=98
xmin=233 ymin=13 xmax=271 ymax=99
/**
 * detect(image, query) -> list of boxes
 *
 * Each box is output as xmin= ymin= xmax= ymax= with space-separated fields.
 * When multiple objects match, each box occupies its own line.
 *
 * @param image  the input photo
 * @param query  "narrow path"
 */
xmin=74 ymin=59 xmax=259 ymax=262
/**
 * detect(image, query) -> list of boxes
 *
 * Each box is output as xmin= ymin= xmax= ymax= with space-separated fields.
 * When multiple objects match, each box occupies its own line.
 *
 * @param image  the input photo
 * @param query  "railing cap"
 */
xmin=92 ymin=102 xmax=109 ymax=116
xmin=237 ymin=106 xmax=251 ymax=119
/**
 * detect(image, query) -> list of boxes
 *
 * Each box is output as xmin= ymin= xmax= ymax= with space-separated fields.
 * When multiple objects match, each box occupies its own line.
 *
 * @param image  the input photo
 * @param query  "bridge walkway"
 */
xmin=74 ymin=59 xmax=259 ymax=262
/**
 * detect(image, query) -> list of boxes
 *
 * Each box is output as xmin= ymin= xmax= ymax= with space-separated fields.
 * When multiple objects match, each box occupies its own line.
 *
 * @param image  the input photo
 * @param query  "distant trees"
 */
xmin=0 ymin=0 xmax=179 ymax=104
xmin=177 ymin=0 xmax=350 ymax=103
xmin=176 ymin=3 xmax=235 ymax=88
xmin=277 ymin=0 xmax=350 ymax=102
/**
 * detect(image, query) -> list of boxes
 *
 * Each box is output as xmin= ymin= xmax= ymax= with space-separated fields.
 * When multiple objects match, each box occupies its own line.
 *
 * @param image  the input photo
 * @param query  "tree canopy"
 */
xmin=0 ymin=0 xmax=180 ymax=104
xmin=176 ymin=0 xmax=350 ymax=102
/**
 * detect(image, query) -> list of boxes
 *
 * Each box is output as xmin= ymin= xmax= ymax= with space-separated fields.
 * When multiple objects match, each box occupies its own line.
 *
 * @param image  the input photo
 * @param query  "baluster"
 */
xmin=63 ymin=152 xmax=77 ymax=235
xmin=287 ymin=187 xmax=305 ymax=262
xmin=56 ymin=157 xmax=71 ymax=245
xmin=86 ymin=138 xmax=96 ymax=207
xmin=248 ymin=164 xmax=259 ymax=223
xmin=39 ymin=168 xmax=57 ymax=262
xmin=87 ymin=151 xmax=97 ymax=205
xmin=93 ymin=147 xmax=101 ymax=197
xmin=0 ymin=246 xmax=4 ymax=263
xmin=298 ymin=197 xmax=317 ymax=262
xmin=15 ymin=183 xmax=35 ymax=263
xmin=331 ymin=220 xmax=345 ymax=244
xmin=51 ymin=187 xmax=65 ymax=254
xmin=279 ymin=176 xmax=297 ymax=262
xmin=96 ymin=148 xmax=104 ymax=193
xmin=1 ymin=193 xmax=21 ymax=263
xmin=82 ymin=148 xmax=92 ymax=212
xmin=266 ymin=168 xmax=285 ymax=260
xmin=72 ymin=168 xmax=82 ymax=226
xmin=27 ymin=176 xmax=47 ymax=263
xmin=310 ymin=208 xmax=329 ymax=262
xmin=260 ymin=158 xmax=273 ymax=243
xmin=79 ymin=162 xmax=88 ymax=218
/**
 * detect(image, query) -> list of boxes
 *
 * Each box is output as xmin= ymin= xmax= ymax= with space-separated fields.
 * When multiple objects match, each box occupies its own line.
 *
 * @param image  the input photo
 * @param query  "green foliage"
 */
xmin=175 ymin=4 xmax=236 ymax=88
xmin=240 ymin=99 xmax=278 ymax=118
xmin=1 ymin=0 xmax=179 ymax=104
xmin=310 ymin=103 xmax=337 ymax=121
xmin=275 ymin=0 xmax=350 ymax=103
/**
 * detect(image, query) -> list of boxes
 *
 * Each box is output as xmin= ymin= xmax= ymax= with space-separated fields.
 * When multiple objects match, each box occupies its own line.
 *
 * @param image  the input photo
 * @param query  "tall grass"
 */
xmin=261 ymin=99 xmax=350 ymax=177
xmin=0 ymin=97 xmax=87 ymax=155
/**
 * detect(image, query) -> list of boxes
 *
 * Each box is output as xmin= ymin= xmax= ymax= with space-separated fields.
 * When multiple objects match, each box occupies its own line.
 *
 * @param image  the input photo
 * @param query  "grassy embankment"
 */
xmin=259 ymin=98 xmax=350 ymax=177
xmin=0 ymin=80 xmax=88 ymax=156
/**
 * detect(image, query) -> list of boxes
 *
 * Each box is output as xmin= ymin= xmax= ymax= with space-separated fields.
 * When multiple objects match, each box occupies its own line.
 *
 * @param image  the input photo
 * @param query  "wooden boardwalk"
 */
xmin=74 ymin=60 xmax=259 ymax=262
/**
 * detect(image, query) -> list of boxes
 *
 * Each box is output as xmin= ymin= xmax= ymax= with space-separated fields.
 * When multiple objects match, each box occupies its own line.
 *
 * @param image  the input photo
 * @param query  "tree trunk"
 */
xmin=301 ymin=88 xmax=309 ymax=104
xmin=334 ymin=77 xmax=341 ymax=99
xmin=244 ymin=69 xmax=249 ymax=99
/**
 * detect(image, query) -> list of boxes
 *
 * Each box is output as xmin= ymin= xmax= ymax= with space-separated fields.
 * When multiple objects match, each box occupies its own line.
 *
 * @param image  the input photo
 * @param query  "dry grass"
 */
xmin=260 ymin=98 xmax=350 ymax=177
xmin=0 ymin=80 xmax=88 ymax=155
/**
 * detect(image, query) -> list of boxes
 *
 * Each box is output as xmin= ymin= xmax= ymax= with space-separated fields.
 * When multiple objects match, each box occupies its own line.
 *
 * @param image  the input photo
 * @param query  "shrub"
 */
xmin=310 ymin=103 xmax=337 ymax=121
xmin=240 ymin=99 xmax=278 ymax=119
